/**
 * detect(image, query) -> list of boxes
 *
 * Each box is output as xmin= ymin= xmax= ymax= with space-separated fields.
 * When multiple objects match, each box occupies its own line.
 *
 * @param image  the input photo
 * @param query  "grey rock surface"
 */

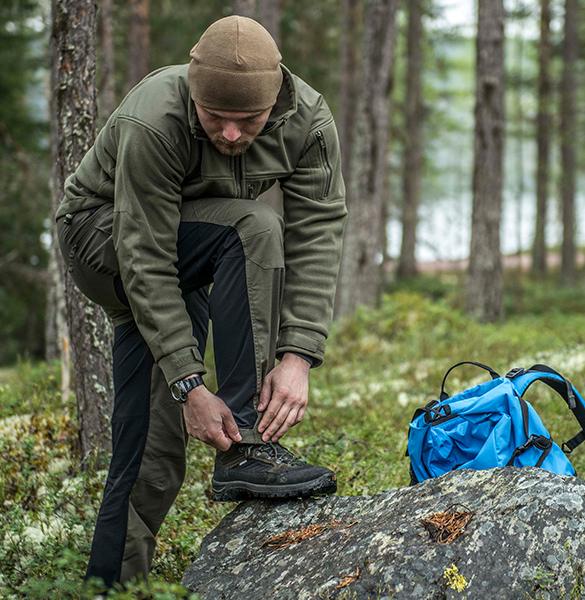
xmin=182 ymin=468 xmax=585 ymax=599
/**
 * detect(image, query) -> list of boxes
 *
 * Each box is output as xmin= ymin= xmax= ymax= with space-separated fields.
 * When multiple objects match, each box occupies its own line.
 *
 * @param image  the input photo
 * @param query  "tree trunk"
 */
xmin=256 ymin=0 xmax=283 ymax=214
xmin=44 ymin=234 xmax=60 ymax=362
xmin=333 ymin=0 xmax=360 ymax=317
xmin=512 ymin=2 xmax=525 ymax=270
xmin=466 ymin=0 xmax=505 ymax=322
xmin=338 ymin=0 xmax=360 ymax=198
xmin=257 ymin=0 xmax=281 ymax=45
xmin=127 ymin=0 xmax=150 ymax=92
xmin=560 ymin=0 xmax=578 ymax=286
xmin=233 ymin=0 xmax=256 ymax=18
xmin=531 ymin=0 xmax=551 ymax=275
xmin=336 ymin=0 xmax=398 ymax=317
xmin=98 ymin=0 xmax=116 ymax=121
xmin=397 ymin=0 xmax=423 ymax=279
xmin=50 ymin=0 xmax=114 ymax=464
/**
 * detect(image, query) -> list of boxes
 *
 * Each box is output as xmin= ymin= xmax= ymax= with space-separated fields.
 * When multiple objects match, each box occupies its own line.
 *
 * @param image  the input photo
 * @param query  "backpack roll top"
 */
xmin=407 ymin=361 xmax=584 ymax=484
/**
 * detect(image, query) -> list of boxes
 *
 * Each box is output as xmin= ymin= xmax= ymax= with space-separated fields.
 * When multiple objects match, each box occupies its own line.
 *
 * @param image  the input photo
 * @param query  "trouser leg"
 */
xmin=120 ymin=287 xmax=210 ymax=584
xmin=66 ymin=199 xmax=284 ymax=587
xmin=84 ymin=319 xmax=153 ymax=588
xmin=177 ymin=198 xmax=285 ymax=441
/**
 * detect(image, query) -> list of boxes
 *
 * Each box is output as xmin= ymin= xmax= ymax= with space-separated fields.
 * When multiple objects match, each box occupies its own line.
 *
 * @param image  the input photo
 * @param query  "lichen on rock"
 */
xmin=182 ymin=468 xmax=585 ymax=599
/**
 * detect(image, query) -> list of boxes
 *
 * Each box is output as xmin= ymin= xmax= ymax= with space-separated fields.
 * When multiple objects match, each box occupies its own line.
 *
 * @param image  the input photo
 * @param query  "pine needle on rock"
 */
xmin=261 ymin=519 xmax=357 ymax=549
xmin=421 ymin=504 xmax=474 ymax=544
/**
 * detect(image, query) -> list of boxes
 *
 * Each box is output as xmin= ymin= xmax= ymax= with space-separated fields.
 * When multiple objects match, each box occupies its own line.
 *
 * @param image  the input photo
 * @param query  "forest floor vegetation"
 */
xmin=2 ymin=272 xmax=585 ymax=598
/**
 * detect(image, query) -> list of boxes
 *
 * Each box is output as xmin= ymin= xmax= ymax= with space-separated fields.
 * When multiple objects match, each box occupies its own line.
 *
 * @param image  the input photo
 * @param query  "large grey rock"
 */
xmin=182 ymin=468 xmax=585 ymax=599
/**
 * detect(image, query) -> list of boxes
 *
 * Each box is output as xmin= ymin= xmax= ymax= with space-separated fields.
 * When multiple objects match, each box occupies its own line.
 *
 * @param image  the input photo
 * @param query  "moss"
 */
xmin=3 ymin=286 xmax=585 ymax=596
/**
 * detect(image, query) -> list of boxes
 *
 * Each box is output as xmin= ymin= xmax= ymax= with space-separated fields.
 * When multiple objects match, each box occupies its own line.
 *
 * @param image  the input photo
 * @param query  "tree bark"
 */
xmin=531 ymin=0 xmax=551 ymax=275
xmin=333 ymin=0 xmax=360 ymax=317
xmin=98 ymin=0 xmax=116 ymax=120
xmin=257 ymin=0 xmax=281 ymax=45
xmin=336 ymin=0 xmax=398 ymax=317
xmin=338 ymin=0 xmax=360 ymax=196
xmin=233 ymin=0 xmax=257 ymax=18
xmin=256 ymin=0 xmax=284 ymax=214
xmin=466 ymin=0 xmax=505 ymax=322
xmin=560 ymin=0 xmax=578 ymax=286
xmin=50 ymin=0 xmax=114 ymax=464
xmin=397 ymin=0 xmax=424 ymax=279
xmin=127 ymin=0 xmax=150 ymax=92
xmin=45 ymin=236 xmax=60 ymax=362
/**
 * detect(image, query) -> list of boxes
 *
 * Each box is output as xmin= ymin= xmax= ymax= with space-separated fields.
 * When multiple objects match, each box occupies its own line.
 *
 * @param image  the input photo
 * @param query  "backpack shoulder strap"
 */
xmin=507 ymin=364 xmax=585 ymax=453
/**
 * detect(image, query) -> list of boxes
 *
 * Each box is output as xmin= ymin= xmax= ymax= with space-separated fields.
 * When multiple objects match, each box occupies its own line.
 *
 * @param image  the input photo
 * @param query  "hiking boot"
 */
xmin=211 ymin=441 xmax=337 ymax=501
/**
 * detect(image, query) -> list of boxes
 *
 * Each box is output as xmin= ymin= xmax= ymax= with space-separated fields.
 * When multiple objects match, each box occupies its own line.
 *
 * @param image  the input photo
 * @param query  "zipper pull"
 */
xmin=316 ymin=129 xmax=326 ymax=148
xmin=248 ymin=184 xmax=255 ymax=198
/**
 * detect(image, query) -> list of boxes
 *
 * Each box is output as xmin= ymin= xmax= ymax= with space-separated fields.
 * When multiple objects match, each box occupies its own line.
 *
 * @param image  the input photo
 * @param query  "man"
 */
xmin=55 ymin=15 xmax=347 ymax=590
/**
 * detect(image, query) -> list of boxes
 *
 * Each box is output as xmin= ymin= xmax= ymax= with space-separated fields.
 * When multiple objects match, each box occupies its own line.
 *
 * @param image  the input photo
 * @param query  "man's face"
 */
xmin=195 ymin=103 xmax=273 ymax=156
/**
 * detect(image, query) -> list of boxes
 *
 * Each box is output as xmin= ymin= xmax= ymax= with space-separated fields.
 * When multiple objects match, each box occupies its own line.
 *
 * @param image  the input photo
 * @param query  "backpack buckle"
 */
xmin=506 ymin=367 xmax=526 ymax=379
xmin=422 ymin=401 xmax=452 ymax=423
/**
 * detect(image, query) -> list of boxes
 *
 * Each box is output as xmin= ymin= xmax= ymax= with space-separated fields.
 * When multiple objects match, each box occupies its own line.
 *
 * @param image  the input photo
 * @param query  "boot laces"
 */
xmin=247 ymin=442 xmax=305 ymax=465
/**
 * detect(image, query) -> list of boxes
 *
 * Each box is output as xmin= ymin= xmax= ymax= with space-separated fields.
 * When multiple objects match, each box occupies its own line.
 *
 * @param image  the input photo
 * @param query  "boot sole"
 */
xmin=211 ymin=473 xmax=337 ymax=502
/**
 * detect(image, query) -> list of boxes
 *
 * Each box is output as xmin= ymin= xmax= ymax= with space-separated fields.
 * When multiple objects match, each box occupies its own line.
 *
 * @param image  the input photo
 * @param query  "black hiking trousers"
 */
xmin=56 ymin=197 xmax=291 ymax=588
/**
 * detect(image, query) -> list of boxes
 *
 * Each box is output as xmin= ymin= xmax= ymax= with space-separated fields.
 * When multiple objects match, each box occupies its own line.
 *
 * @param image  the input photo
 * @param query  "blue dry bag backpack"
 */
xmin=407 ymin=361 xmax=585 ymax=484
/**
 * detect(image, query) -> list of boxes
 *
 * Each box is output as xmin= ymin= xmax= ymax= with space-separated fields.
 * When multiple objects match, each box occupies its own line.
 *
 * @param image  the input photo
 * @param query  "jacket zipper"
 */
xmin=232 ymin=154 xmax=246 ymax=198
xmin=315 ymin=129 xmax=332 ymax=198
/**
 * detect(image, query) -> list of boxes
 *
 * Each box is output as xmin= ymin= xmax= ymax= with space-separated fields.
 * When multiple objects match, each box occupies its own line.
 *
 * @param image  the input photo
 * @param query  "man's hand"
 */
xmin=182 ymin=385 xmax=242 ymax=451
xmin=257 ymin=352 xmax=310 ymax=443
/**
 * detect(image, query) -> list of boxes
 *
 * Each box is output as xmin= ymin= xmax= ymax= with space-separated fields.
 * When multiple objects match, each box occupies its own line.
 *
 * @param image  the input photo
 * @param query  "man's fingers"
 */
xmin=258 ymin=375 xmax=272 ymax=412
xmin=271 ymin=407 xmax=299 ymax=442
xmin=258 ymin=388 xmax=286 ymax=432
xmin=296 ymin=406 xmax=306 ymax=423
xmin=209 ymin=428 xmax=232 ymax=452
xmin=222 ymin=409 xmax=242 ymax=443
xmin=261 ymin=402 xmax=293 ymax=442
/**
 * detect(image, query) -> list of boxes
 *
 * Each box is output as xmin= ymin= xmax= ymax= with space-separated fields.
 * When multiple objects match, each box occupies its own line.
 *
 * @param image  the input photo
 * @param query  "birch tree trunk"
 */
xmin=127 ymin=0 xmax=150 ymax=91
xmin=336 ymin=0 xmax=398 ymax=317
xmin=531 ymin=0 xmax=551 ymax=275
xmin=560 ymin=0 xmax=578 ymax=286
xmin=44 ymin=238 xmax=61 ymax=362
xmin=466 ymin=0 xmax=505 ymax=322
xmin=50 ymin=0 xmax=114 ymax=464
xmin=397 ymin=0 xmax=424 ymax=279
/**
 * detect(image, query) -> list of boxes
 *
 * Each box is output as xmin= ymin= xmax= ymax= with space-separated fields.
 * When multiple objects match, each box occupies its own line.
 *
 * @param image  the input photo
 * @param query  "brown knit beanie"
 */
xmin=188 ymin=16 xmax=283 ymax=112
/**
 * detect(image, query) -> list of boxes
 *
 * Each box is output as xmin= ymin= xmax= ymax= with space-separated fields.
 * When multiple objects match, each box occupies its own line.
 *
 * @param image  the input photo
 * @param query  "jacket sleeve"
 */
xmin=112 ymin=117 xmax=206 ymax=386
xmin=277 ymin=98 xmax=348 ymax=367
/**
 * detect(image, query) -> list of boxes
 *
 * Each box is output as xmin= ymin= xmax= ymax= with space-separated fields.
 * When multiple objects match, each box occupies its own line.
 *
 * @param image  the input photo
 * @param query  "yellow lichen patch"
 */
xmin=443 ymin=564 xmax=468 ymax=592
xmin=261 ymin=519 xmax=357 ymax=549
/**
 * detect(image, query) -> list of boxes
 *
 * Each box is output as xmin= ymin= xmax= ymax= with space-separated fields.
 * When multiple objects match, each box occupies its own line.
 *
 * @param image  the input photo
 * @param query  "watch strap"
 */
xmin=171 ymin=374 xmax=205 ymax=402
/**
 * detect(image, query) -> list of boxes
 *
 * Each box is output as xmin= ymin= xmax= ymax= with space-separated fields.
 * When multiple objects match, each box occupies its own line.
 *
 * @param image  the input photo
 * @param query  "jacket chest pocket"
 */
xmin=315 ymin=129 xmax=333 ymax=198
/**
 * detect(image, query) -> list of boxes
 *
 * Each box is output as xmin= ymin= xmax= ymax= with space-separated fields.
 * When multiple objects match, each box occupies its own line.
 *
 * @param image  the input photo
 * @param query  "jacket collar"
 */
xmin=187 ymin=63 xmax=297 ymax=140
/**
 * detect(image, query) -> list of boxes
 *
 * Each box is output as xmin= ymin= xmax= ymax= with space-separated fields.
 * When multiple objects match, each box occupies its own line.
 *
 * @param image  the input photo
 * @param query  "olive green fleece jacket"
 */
xmin=55 ymin=63 xmax=347 ymax=386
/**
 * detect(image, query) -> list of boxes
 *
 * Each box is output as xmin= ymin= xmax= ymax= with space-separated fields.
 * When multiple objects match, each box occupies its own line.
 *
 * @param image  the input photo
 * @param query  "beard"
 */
xmin=211 ymin=136 xmax=252 ymax=156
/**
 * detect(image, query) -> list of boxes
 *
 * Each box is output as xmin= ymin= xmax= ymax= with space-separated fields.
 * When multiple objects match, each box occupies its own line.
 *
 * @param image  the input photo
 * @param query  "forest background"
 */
xmin=1 ymin=0 xmax=585 ymax=597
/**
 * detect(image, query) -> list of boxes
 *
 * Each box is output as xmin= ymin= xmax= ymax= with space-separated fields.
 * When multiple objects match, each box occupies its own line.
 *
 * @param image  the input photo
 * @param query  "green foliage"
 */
xmin=0 ymin=0 xmax=50 ymax=365
xmin=5 ymin=288 xmax=585 ymax=596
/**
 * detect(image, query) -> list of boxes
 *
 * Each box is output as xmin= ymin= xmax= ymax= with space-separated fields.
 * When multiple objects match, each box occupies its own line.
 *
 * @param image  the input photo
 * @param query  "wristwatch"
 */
xmin=170 ymin=374 xmax=205 ymax=403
